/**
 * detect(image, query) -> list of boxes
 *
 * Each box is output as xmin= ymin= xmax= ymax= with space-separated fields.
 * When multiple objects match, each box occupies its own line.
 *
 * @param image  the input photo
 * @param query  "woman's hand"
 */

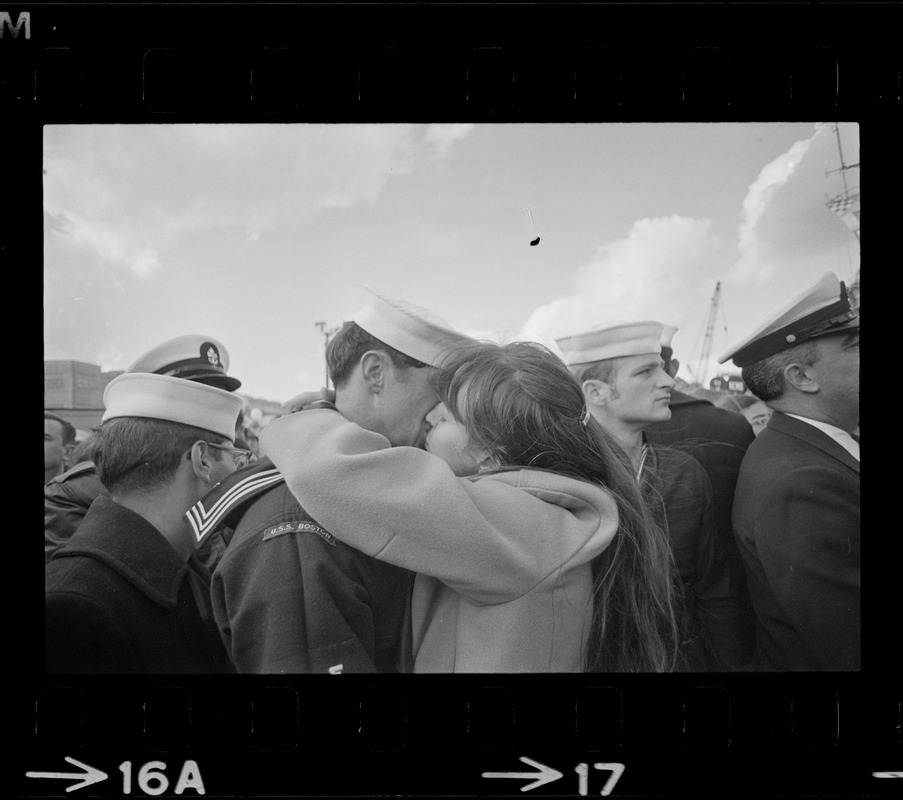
xmin=281 ymin=387 xmax=337 ymax=416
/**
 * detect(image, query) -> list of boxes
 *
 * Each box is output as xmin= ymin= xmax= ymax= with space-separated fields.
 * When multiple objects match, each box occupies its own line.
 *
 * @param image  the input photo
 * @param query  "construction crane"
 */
xmin=695 ymin=281 xmax=721 ymax=388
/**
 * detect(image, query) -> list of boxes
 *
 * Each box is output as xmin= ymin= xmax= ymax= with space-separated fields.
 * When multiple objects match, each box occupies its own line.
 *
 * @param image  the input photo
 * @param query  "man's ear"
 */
xmin=188 ymin=441 xmax=217 ymax=484
xmin=582 ymin=378 xmax=610 ymax=407
xmin=669 ymin=357 xmax=680 ymax=379
xmin=783 ymin=361 xmax=819 ymax=394
xmin=359 ymin=350 xmax=386 ymax=393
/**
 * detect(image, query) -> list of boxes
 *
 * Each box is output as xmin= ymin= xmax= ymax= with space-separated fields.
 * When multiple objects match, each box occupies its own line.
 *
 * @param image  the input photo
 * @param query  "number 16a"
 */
xmin=575 ymin=762 xmax=625 ymax=796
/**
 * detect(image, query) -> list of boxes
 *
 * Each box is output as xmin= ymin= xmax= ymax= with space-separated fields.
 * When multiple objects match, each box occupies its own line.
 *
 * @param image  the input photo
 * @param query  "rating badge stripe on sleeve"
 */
xmin=186 ymin=467 xmax=284 ymax=542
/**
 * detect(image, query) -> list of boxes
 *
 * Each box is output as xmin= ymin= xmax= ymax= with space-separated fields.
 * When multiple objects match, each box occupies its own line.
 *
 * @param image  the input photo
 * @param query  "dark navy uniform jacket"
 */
xmin=45 ymin=460 xmax=227 ymax=572
xmin=45 ymin=496 xmax=234 ymax=675
xmin=732 ymin=412 xmax=860 ymax=671
xmin=644 ymin=443 xmax=748 ymax=672
xmin=186 ymin=458 xmax=411 ymax=674
xmin=646 ymin=389 xmax=756 ymax=664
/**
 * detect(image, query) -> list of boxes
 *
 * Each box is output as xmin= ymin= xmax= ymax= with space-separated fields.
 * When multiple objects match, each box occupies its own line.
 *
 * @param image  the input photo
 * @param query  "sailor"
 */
xmin=186 ymin=288 xmax=474 ymax=674
xmin=44 ymin=334 xmax=244 ymax=565
xmin=45 ymin=372 xmax=244 ymax=673
xmin=556 ymin=320 xmax=747 ymax=670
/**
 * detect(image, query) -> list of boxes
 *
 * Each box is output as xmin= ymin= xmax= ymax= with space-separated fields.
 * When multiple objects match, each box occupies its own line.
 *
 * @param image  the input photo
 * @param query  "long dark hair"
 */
xmin=434 ymin=340 xmax=683 ymax=672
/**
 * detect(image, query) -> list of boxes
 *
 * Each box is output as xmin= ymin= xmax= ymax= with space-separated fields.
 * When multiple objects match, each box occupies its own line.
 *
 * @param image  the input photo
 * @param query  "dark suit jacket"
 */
xmin=732 ymin=412 xmax=860 ymax=671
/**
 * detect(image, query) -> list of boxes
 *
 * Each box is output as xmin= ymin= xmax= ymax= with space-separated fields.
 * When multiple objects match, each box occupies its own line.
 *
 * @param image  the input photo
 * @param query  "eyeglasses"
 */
xmin=204 ymin=442 xmax=255 ymax=468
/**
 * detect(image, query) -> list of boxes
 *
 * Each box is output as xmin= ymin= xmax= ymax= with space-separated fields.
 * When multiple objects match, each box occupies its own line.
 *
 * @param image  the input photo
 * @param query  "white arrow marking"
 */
xmin=483 ymin=755 xmax=564 ymax=792
xmin=873 ymin=771 xmax=903 ymax=778
xmin=26 ymin=756 xmax=108 ymax=792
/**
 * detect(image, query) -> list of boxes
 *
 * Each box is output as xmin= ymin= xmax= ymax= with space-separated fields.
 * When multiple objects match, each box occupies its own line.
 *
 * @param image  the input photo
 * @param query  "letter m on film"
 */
xmin=0 ymin=11 xmax=31 ymax=39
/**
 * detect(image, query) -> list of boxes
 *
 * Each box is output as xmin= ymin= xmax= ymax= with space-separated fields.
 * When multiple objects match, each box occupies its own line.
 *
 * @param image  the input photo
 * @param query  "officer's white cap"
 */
xmin=717 ymin=272 xmax=860 ymax=367
xmin=351 ymin=287 xmax=473 ymax=367
xmin=127 ymin=334 xmax=241 ymax=391
xmin=101 ymin=373 xmax=243 ymax=440
xmin=555 ymin=321 xmax=664 ymax=366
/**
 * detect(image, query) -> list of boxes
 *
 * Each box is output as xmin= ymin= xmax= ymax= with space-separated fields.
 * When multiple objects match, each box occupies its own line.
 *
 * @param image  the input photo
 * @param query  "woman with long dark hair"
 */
xmin=264 ymin=340 xmax=684 ymax=672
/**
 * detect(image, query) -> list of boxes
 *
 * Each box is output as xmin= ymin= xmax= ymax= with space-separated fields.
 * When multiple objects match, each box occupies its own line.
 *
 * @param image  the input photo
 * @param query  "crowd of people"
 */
xmin=43 ymin=272 xmax=860 ymax=674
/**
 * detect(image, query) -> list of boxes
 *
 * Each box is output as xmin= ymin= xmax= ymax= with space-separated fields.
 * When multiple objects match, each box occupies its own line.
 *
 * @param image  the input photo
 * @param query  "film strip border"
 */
xmin=5 ymin=44 xmax=902 ymax=119
xmin=11 ymin=3 xmax=902 ymax=796
xmin=18 ymin=677 xmax=903 ymax=796
xmin=2 ymin=4 xmax=902 ymax=119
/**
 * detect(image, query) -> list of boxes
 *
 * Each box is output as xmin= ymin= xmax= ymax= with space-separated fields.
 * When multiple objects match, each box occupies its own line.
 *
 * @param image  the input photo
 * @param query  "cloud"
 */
xmin=521 ymin=215 xmax=718 ymax=354
xmin=422 ymin=124 xmax=475 ymax=159
xmin=43 ymin=124 xmax=475 ymax=274
xmin=730 ymin=127 xmax=820 ymax=283
xmin=51 ymin=213 xmax=163 ymax=278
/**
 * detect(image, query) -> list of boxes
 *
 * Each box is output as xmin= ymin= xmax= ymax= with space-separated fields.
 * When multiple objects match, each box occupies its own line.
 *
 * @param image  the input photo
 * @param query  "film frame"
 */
xmin=14 ymin=1 xmax=901 ymax=797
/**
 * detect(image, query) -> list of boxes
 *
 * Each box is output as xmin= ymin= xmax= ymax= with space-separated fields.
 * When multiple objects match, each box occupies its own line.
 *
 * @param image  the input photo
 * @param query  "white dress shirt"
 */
xmin=785 ymin=413 xmax=860 ymax=462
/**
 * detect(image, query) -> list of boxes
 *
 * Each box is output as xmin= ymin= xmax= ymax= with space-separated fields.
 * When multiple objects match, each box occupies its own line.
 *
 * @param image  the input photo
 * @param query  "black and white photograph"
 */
xmin=16 ymin=1 xmax=897 ymax=797
xmin=43 ymin=121 xmax=861 ymax=678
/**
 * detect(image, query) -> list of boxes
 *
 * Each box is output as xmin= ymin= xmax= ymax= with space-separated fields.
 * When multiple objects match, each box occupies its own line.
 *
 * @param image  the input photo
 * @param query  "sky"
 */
xmin=43 ymin=122 xmax=860 ymax=404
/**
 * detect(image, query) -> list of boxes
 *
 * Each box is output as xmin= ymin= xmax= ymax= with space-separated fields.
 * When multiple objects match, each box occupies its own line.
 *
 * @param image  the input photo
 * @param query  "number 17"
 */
xmin=575 ymin=762 xmax=625 ymax=796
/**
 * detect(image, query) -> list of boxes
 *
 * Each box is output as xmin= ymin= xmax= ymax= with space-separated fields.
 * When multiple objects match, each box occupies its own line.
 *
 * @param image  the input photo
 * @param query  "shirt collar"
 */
xmin=784 ymin=413 xmax=860 ymax=462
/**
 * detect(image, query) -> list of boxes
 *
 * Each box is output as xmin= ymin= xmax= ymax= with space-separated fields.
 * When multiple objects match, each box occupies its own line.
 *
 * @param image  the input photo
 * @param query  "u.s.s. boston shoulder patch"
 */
xmin=262 ymin=520 xmax=337 ymax=546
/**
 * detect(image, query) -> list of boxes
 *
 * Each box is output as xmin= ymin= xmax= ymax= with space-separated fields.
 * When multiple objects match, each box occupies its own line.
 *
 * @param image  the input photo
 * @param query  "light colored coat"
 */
xmin=261 ymin=410 xmax=619 ymax=673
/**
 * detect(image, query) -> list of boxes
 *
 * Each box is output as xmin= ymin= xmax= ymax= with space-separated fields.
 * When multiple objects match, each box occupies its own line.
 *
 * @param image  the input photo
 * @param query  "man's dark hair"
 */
xmin=326 ymin=321 xmax=429 ymax=387
xmin=741 ymin=340 xmax=819 ymax=402
xmin=44 ymin=412 xmax=77 ymax=446
xmin=570 ymin=359 xmax=618 ymax=386
xmin=68 ymin=431 xmax=102 ymax=467
xmin=95 ymin=417 xmax=229 ymax=494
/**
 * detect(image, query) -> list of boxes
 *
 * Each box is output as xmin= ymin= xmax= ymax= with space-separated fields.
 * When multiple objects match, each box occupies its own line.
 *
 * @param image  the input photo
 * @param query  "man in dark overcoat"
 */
xmin=45 ymin=372 xmax=246 ymax=674
xmin=645 ymin=325 xmax=756 ymax=665
xmin=720 ymin=272 xmax=860 ymax=671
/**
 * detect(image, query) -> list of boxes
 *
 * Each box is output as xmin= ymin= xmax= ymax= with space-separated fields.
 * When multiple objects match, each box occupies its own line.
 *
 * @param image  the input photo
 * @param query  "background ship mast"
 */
xmin=825 ymin=123 xmax=860 ymax=308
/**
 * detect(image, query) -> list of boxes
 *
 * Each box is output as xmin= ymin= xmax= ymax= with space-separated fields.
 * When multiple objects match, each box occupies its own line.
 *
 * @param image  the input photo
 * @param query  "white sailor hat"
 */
xmin=555 ymin=321 xmax=664 ymax=366
xmin=101 ymin=373 xmax=243 ymax=440
xmin=717 ymin=272 xmax=860 ymax=368
xmin=127 ymin=334 xmax=241 ymax=391
xmin=351 ymin=287 xmax=474 ymax=367
xmin=660 ymin=324 xmax=679 ymax=350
